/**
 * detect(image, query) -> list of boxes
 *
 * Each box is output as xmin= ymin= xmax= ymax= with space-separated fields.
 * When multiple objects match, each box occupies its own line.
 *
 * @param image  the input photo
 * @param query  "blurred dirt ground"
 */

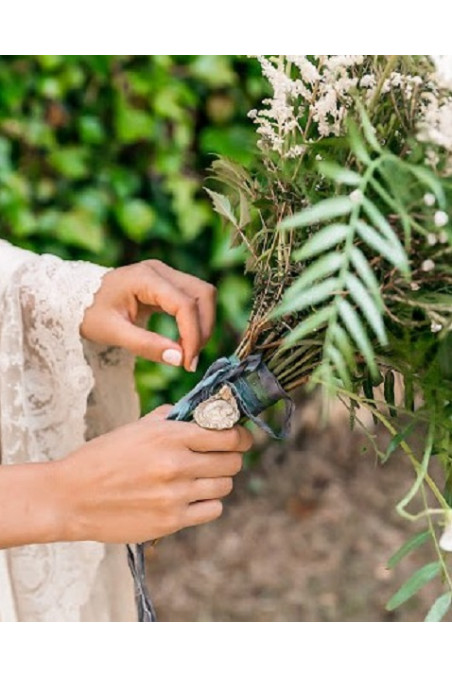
xmin=146 ymin=398 xmax=450 ymax=622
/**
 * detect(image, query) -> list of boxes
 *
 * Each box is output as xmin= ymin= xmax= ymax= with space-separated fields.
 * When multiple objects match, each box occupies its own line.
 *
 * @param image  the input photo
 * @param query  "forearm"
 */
xmin=0 ymin=462 xmax=66 ymax=548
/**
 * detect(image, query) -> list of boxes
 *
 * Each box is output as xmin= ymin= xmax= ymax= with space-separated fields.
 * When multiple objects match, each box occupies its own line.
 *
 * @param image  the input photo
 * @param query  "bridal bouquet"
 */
xmin=203 ymin=56 xmax=452 ymax=620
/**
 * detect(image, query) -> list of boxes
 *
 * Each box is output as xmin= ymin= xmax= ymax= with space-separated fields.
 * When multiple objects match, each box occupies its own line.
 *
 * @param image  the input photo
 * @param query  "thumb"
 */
xmin=145 ymin=404 xmax=174 ymax=421
xmin=111 ymin=318 xmax=184 ymax=367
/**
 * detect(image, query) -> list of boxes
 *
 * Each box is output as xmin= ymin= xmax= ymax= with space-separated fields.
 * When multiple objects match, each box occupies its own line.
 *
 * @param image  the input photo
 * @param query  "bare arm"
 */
xmin=0 ymin=407 xmax=253 ymax=549
xmin=0 ymin=461 xmax=64 ymax=548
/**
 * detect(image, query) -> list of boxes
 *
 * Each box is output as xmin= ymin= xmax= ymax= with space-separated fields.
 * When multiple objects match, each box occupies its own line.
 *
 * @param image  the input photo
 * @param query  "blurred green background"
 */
xmin=0 ymin=55 xmax=266 ymax=411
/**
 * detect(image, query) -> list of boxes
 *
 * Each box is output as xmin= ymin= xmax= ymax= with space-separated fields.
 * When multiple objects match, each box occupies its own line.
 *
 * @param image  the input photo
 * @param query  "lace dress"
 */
xmin=0 ymin=240 xmax=138 ymax=621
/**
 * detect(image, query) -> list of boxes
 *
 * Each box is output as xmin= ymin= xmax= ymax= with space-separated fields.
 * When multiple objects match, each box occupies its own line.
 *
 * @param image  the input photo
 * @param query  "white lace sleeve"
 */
xmin=0 ymin=241 xmax=138 ymax=621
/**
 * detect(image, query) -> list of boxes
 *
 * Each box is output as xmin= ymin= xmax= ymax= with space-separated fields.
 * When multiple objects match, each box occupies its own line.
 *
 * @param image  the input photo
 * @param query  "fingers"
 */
xmin=184 ymin=423 xmax=254 ymax=453
xmin=189 ymin=477 xmax=233 ymax=502
xmin=136 ymin=261 xmax=216 ymax=370
xmin=107 ymin=317 xmax=183 ymax=365
xmin=151 ymin=261 xmax=217 ymax=346
xmin=147 ymin=404 xmax=174 ymax=420
xmin=182 ymin=499 xmax=223 ymax=528
xmin=137 ymin=268 xmax=202 ymax=371
xmin=190 ymin=451 xmax=243 ymax=478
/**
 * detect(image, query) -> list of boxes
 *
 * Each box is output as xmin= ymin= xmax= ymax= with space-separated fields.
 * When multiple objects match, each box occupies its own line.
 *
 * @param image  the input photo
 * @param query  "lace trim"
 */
xmin=0 ymin=248 xmax=138 ymax=621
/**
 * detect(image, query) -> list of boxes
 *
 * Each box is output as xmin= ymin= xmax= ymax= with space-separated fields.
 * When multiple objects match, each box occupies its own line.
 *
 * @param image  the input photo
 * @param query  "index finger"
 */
xmin=139 ymin=270 xmax=203 ymax=371
xmin=178 ymin=422 xmax=254 ymax=453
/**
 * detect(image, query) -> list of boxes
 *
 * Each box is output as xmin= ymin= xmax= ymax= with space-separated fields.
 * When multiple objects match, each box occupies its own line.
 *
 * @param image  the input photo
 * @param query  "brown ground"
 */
xmin=146 ymin=398 xmax=449 ymax=622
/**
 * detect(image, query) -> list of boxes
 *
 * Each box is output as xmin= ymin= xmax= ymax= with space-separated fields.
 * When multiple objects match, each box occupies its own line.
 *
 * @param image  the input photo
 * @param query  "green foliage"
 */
xmin=0 ymin=55 xmax=266 ymax=409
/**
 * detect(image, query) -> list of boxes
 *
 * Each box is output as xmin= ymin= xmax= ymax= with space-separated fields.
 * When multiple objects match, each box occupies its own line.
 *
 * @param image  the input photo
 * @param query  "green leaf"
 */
xmin=48 ymin=147 xmax=89 ymax=180
xmin=404 ymin=164 xmax=446 ymax=210
xmin=348 ymin=119 xmax=371 ymax=165
xmin=344 ymin=272 xmax=387 ymax=344
xmin=286 ymin=252 xmax=344 ymax=295
xmin=326 ymin=344 xmax=352 ymax=389
xmin=331 ymin=324 xmax=356 ymax=371
xmin=317 ymin=161 xmax=361 ymax=186
xmin=281 ymin=197 xmax=353 ymax=229
xmin=387 ymin=530 xmax=430 ymax=569
xmin=277 ymin=277 xmax=339 ymax=315
xmin=116 ymin=199 xmax=156 ymax=242
xmin=294 ymin=225 xmax=349 ymax=261
xmin=337 ymin=298 xmax=377 ymax=375
xmin=356 ymin=220 xmax=409 ymax=271
xmin=424 ymin=592 xmax=452 ymax=622
xmin=361 ymin=198 xmax=401 ymax=248
xmin=285 ymin=306 xmax=333 ymax=344
xmin=350 ymin=246 xmax=383 ymax=307
xmin=357 ymin=103 xmax=382 ymax=153
xmin=205 ymin=188 xmax=237 ymax=226
xmin=382 ymin=421 xmax=417 ymax=463
xmin=386 ymin=561 xmax=441 ymax=611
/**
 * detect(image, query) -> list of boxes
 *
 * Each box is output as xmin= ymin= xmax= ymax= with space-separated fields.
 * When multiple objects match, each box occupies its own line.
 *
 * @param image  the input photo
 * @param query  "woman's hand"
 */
xmin=51 ymin=405 xmax=252 ymax=544
xmin=80 ymin=260 xmax=216 ymax=372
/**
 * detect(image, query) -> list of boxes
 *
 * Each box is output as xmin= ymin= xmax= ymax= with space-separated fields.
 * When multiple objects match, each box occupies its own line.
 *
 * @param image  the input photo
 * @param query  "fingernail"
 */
xmin=189 ymin=356 xmax=199 ymax=373
xmin=162 ymin=348 xmax=183 ymax=367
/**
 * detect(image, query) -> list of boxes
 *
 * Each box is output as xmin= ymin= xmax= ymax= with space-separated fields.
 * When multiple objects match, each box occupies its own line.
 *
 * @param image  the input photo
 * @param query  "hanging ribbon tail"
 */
xmin=128 ymin=353 xmax=294 ymax=621
xmin=126 ymin=543 xmax=157 ymax=622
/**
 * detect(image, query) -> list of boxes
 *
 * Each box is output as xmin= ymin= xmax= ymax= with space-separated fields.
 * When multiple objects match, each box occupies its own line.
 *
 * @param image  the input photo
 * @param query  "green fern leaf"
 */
xmin=331 ymin=324 xmax=356 ymax=372
xmin=285 ymin=306 xmax=334 ymax=344
xmin=281 ymin=197 xmax=353 ymax=229
xmin=326 ymin=344 xmax=352 ymax=389
xmin=356 ymin=220 xmax=409 ymax=271
xmin=294 ymin=224 xmax=349 ymax=261
xmin=284 ymin=252 xmax=344 ymax=296
xmin=337 ymin=298 xmax=378 ymax=375
xmin=350 ymin=246 xmax=383 ymax=308
xmin=344 ymin=272 xmax=387 ymax=344
xmin=277 ymin=277 xmax=339 ymax=315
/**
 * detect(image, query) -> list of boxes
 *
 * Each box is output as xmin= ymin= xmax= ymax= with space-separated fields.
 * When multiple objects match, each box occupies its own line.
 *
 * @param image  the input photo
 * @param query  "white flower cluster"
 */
xmin=416 ymin=55 xmax=452 ymax=171
xmin=249 ymin=56 xmax=438 ymax=158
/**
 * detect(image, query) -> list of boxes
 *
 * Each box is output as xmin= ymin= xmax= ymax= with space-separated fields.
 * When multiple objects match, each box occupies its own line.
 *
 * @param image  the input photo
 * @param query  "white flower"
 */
xmin=423 ymin=192 xmax=436 ymax=206
xmin=431 ymin=320 xmax=443 ymax=333
xmin=440 ymin=518 xmax=452 ymax=551
xmin=410 ymin=281 xmax=420 ymax=291
xmin=421 ymin=259 xmax=435 ymax=271
xmin=350 ymin=189 xmax=363 ymax=204
xmin=434 ymin=210 xmax=449 ymax=227
xmin=432 ymin=55 xmax=452 ymax=90
xmin=439 ymin=231 xmax=449 ymax=243
xmin=427 ymin=233 xmax=437 ymax=245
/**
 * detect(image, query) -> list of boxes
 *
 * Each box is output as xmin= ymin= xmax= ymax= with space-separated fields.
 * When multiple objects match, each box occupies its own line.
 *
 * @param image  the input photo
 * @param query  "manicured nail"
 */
xmin=162 ymin=348 xmax=183 ymax=367
xmin=189 ymin=356 xmax=199 ymax=373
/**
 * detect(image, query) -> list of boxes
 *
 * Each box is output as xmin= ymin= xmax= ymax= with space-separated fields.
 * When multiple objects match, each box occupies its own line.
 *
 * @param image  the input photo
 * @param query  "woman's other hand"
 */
xmin=81 ymin=260 xmax=216 ymax=372
xmin=53 ymin=405 xmax=253 ymax=544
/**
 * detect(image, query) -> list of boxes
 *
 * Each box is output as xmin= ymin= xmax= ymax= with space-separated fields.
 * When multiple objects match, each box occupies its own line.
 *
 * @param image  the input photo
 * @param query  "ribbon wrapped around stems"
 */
xmin=127 ymin=353 xmax=294 ymax=621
